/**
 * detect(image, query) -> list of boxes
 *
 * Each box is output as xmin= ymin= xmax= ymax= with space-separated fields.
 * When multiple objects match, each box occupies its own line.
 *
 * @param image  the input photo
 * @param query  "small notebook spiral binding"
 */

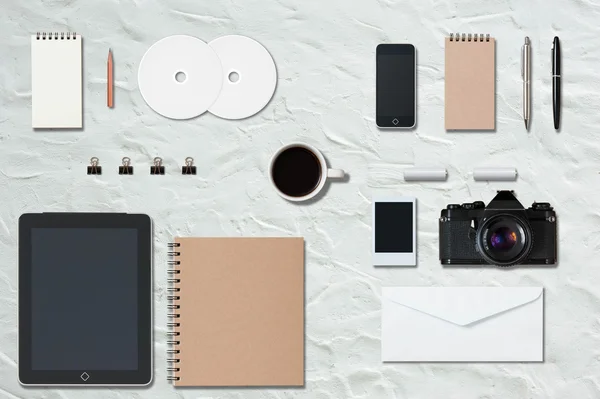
xmin=36 ymin=32 xmax=77 ymax=40
xmin=167 ymin=242 xmax=182 ymax=382
xmin=449 ymin=33 xmax=490 ymax=42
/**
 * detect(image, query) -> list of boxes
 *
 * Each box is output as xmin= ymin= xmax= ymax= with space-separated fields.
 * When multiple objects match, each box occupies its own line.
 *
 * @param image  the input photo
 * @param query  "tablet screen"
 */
xmin=30 ymin=228 xmax=138 ymax=371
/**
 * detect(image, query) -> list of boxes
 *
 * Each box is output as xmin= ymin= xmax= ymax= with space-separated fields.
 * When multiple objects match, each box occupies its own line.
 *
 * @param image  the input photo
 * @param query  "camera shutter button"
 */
xmin=532 ymin=202 xmax=551 ymax=210
xmin=447 ymin=204 xmax=461 ymax=210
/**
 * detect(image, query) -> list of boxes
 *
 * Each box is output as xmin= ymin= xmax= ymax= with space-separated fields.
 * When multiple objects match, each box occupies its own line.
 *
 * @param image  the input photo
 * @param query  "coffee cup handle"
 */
xmin=327 ymin=168 xmax=345 ymax=179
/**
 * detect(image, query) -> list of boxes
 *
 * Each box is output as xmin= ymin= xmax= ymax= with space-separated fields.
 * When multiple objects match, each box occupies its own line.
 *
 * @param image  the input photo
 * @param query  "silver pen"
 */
xmin=522 ymin=37 xmax=531 ymax=130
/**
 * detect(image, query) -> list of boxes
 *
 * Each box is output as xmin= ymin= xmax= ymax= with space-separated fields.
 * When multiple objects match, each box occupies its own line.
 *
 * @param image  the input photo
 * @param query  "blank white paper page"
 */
xmin=31 ymin=34 xmax=82 ymax=128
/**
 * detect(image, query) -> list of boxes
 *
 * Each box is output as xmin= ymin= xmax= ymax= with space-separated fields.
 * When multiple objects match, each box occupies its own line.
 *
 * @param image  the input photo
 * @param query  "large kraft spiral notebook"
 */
xmin=168 ymin=237 xmax=304 ymax=386
xmin=445 ymin=33 xmax=495 ymax=130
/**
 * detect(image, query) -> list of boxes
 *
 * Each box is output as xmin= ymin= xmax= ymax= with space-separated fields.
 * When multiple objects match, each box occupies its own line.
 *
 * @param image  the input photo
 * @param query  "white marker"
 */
xmin=403 ymin=167 xmax=448 ymax=182
xmin=473 ymin=167 xmax=518 ymax=181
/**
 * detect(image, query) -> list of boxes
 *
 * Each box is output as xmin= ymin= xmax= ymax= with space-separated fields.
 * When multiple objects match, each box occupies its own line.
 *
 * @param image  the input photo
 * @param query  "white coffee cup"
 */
xmin=269 ymin=143 xmax=345 ymax=202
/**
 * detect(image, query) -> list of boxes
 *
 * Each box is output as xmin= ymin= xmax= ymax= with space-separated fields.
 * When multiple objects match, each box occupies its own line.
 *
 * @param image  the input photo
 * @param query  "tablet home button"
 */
xmin=392 ymin=118 xmax=399 ymax=125
xmin=80 ymin=372 xmax=89 ymax=381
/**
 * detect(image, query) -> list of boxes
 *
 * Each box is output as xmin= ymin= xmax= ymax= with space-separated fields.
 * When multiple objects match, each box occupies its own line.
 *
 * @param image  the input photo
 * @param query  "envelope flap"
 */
xmin=383 ymin=287 xmax=543 ymax=326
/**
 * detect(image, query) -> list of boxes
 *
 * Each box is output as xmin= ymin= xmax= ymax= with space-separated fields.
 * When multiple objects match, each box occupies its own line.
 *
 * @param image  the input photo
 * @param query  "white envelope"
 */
xmin=382 ymin=287 xmax=544 ymax=362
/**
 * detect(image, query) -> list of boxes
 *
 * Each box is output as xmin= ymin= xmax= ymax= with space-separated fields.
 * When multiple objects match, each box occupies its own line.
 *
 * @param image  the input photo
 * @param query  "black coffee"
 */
xmin=272 ymin=147 xmax=322 ymax=197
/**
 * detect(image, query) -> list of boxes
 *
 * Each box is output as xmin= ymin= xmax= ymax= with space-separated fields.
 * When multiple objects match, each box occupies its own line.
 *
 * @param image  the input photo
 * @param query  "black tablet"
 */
xmin=19 ymin=213 xmax=152 ymax=386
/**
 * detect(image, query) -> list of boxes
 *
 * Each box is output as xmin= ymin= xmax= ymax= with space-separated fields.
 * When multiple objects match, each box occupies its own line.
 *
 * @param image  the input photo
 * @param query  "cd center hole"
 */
xmin=228 ymin=71 xmax=240 ymax=83
xmin=175 ymin=71 xmax=186 ymax=83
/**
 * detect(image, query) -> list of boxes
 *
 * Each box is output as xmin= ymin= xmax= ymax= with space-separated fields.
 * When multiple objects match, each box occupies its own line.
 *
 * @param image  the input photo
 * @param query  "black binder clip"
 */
xmin=87 ymin=157 xmax=101 ymax=175
xmin=119 ymin=157 xmax=133 ymax=175
xmin=182 ymin=157 xmax=196 ymax=175
xmin=151 ymin=157 xmax=165 ymax=175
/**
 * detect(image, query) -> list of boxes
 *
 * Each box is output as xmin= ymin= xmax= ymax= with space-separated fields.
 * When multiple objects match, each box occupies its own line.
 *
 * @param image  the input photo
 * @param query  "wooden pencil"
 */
xmin=107 ymin=49 xmax=114 ymax=108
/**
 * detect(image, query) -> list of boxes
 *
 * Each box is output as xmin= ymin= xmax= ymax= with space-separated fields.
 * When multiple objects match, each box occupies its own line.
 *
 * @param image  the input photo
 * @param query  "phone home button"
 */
xmin=392 ymin=118 xmax=399 ymax=125
xmin=80 ymin=372 xmax=90 ymax=382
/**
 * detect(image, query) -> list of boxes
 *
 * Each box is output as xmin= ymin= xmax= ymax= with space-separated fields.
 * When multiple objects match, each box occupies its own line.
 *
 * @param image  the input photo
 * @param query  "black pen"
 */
xmin=552 ymin=36 xmax=561 ymax=130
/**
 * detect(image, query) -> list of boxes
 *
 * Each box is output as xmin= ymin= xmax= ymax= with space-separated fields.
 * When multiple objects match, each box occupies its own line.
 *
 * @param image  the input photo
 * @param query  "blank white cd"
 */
xmin=208 ymin=35 xmax=277 ymax=120
xmin=138 ymin=35 xmax=223 ymax=120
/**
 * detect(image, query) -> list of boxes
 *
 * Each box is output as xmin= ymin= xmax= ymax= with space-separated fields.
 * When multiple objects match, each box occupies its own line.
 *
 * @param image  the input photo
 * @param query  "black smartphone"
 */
xmin=376 ymin=44 xmax=416 ymax=128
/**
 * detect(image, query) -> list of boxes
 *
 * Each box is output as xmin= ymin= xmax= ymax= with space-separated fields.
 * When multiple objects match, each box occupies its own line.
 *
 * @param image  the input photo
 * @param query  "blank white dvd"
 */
xmin=138 ymin=35 xmax=223 ymax=120
xmin=208 ymin=35 xmax=277 ymax=120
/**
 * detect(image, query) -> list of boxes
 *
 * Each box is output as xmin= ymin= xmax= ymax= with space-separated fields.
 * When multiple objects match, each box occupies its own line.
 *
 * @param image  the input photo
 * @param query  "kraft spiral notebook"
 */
xmin=31 ymin=32 xmax=82 ymax=128
xmin=167 ymin=237 xmax=304 ymax=386
xmin=445 ymin=33 xmax=495 ymax=130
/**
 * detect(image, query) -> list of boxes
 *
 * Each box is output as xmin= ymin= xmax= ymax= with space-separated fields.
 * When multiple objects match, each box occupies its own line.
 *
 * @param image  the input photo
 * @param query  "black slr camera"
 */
xmin=439 ymin=191 xmax=557 ymax=267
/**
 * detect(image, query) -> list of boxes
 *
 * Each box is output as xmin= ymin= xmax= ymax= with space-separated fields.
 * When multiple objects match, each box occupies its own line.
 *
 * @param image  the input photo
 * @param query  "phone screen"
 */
xmin=376 ymin=44 xmax=416 ymax=128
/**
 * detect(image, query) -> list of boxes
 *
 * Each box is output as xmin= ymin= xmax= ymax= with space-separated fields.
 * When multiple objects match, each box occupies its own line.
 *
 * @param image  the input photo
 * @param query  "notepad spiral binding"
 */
xmin=167 ymin=242 xmax=182 ymax=382
xmin=36 ymin=32 xmax=77 ymax=40
xmin=449 ymin=33 xmax=490 ymax=42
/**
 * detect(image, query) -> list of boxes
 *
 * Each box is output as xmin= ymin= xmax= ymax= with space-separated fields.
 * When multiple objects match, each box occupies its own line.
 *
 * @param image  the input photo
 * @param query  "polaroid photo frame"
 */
xmin=373 ymin=197 xmax=417 ymax=266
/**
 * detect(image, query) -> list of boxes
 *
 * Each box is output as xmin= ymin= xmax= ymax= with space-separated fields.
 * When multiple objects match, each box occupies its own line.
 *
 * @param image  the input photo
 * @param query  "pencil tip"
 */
xmin=524 ymin=120 xmax=529 ymax=130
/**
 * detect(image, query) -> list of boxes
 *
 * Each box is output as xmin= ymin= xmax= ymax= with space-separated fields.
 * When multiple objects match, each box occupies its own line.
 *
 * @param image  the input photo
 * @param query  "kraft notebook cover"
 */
xmin=445 ymin=33 xmax=495 ymax=130
xmin=31 ymin=33 xmax=82 ymax=128
xmin=168 ymin=237 xmax=304 ymax=386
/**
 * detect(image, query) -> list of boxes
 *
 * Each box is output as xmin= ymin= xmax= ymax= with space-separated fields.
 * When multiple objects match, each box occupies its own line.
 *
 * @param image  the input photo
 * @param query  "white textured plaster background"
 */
xmin=1 ymin=0 xmax=600 ymax=397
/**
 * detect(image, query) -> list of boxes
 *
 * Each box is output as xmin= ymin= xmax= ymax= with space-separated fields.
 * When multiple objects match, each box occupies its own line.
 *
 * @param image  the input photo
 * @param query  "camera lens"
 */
xmin=477 ymin=214 xmax=532 ymax=267
xmin=489 ymin=227 xmax=517 ymax=251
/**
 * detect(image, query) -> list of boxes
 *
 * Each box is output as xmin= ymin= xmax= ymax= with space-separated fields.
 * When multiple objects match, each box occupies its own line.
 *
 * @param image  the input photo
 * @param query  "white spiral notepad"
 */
xmin=31 ymin=33 xmax=82 ymax=128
